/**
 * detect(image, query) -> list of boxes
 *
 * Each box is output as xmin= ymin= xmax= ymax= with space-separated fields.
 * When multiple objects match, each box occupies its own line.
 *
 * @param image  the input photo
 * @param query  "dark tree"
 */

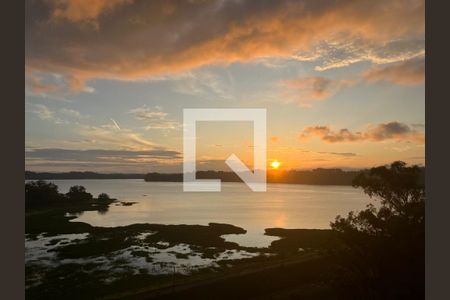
xmin=25 ymin=180 xmax=61 ymax=207
xmin=97 ymin=193 xmax=111 ymax=201
xmin=66 ymin=185 xmax=93 ymax=201
xmin=331 ymin=161 xmax=424 ymax=299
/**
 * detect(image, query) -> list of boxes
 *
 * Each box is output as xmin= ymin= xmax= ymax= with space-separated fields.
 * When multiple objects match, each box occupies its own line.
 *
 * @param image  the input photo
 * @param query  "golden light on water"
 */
xmin=271 ymin=160 xmax=281 ymax=169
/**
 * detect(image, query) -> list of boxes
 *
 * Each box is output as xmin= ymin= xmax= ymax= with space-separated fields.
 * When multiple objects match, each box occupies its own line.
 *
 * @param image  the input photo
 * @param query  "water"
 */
xmin=25 ymin=233 xmax=262 ymax=281
xmin=45 ymin=180 xmax=372 ymax=247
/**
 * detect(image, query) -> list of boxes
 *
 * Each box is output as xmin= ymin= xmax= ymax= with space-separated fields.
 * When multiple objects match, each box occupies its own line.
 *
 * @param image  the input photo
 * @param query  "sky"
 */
xmin=25 ymin=0 xmax=425 ymax=173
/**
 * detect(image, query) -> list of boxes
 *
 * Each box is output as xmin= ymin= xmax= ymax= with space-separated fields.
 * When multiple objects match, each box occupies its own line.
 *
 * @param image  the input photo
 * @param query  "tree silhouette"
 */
xmin=331 ymin=161 xmax=424 ymax=299
xmin=25 ymin=180 xmax=61 ymax=207
xmin=66 ymin=185 xmax=93 ymax=201
xmin=97 ymin=193 xmax=111 ymax=201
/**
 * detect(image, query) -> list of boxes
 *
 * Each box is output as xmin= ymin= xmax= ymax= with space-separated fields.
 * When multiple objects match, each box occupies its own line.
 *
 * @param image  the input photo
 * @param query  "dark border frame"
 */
xmin=1 ymin=0 xmax=25 ymax=298
xmin=425 ymin=1 xmax=450 ymax=299
xmin=1 ymin=0 xmax=449 ymax=299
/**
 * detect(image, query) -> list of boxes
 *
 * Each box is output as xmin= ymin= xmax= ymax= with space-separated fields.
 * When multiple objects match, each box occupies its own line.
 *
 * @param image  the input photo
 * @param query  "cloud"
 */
xmin=25 ymin=161 xmax=181 ymax=173
xmin=28 ymin=105 xmax=172 ymax=151
xmin=75 ymin=123 xmax=158 ymax=150
xmin=25 ymin=71 xmax=95 ymax=95
xmin=26 ymin=0 xmax=424 ymax=92
xmin=281 ymin=76 xmax=353 ymax=106
xmin=299 ymin=121 xmax=424 ymax=144
xmin=60 ymin=108 xmax=88 ymax=119
xmin=171 ymin=71 xmax=234 ymax=100
xmin=49 ymin=0 xmax=132 ymax=23
xmin=129 ymin=105 xmax=179 ymax=130
xmin=26 ymin=148 xmax=180 ymax=161
xmin=30 ymin=104 xmax=87 ymax=124
xmin=26 ymin=74 xmax=59 ymax=94
xmin=129 ymin=106 xmax=168 ymax=120
xmin=293 ymin=37 xmax=424 ymax=71
xmin=25 ymin=147 xmax=182 ymax=173
xmin=297 ymin=148 xmax=357 ymax=157
xmin=31 ymin=104 xmax=58 ymax=122
xmin=317 ymin=151 xmax=357 ymax=157
xmin=411 ymin=123 xmax=425 ymax=129
xmin=363 ymin=58 xmax=424 ymax=85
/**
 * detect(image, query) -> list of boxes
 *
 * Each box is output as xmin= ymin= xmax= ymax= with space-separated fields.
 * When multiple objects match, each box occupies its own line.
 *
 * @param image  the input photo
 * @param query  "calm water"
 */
xmin=45 ymin=180 xmax=372 ymax=247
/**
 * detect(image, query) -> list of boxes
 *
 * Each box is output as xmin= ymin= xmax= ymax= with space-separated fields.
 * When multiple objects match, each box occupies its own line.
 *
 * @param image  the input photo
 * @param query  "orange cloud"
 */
xmin=26 ymin=75 xmax=59 ymax=94
xmin=299 ymin=122 xmax=424 ymax=144
xmin=26 ymin=0 xmax=424 ymax=92
xmin=363 ymin=58 xmax=424 ymax=86
xmin=281 ymin=76 xmax=353 ymax=106
xmin=49 ymin=0 xmax=133 ymax=23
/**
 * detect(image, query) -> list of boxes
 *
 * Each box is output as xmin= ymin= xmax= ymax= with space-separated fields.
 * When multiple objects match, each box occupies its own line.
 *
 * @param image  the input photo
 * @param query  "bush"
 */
xmin=97 ymin=193 xmax=111 ymax=201
xmin=66 ymin=185 xmax=93 ymax=201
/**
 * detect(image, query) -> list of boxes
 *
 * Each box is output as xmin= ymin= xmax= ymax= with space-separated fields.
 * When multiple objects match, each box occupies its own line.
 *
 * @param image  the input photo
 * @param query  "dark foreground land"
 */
xmin=126 ymin=255 xmax=336 ymax=300
xmin=25 ymin=182 xmax=340 ymax=299
xmin=25 ymin=161 xmax=425 ymax=300
xmin=26 ymin=200 xmax=338 ymax=299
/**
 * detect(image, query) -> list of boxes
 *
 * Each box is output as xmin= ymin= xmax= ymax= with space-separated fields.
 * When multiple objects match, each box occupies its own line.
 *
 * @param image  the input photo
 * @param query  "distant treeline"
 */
xmin=25 ymin=171 xmax=146 ymax=180
xmin=145 ymin=169 xmax=361 ymax=185
xmin=26 ymin=169 xmax=359 ymax=185
xmin=27 ymin=167 xmax=424 ymax=186
xmin=268 ymin=169 xmax=360 ymax=185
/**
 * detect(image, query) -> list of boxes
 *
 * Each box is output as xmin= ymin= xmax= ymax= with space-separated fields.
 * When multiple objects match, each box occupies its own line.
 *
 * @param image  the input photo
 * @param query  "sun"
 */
xmin=271 ymin=160 xmax=281 ymax=169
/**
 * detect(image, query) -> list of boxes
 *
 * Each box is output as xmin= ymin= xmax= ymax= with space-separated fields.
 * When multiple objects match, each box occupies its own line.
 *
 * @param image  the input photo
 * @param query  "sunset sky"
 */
xmin=25 ymin=0 xmax=425 ymax=173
